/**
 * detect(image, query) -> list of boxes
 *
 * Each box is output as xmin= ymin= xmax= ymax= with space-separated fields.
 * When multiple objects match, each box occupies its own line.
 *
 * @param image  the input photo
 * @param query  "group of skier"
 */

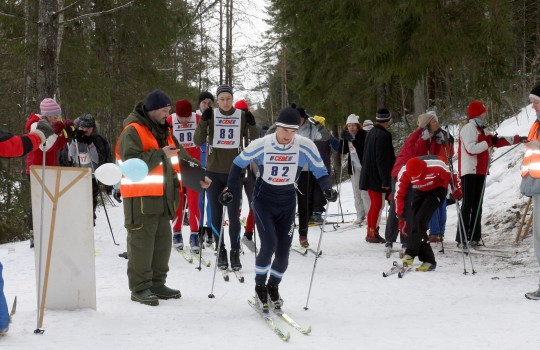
xmin=3 ymin=83 xmax=540 ymax=336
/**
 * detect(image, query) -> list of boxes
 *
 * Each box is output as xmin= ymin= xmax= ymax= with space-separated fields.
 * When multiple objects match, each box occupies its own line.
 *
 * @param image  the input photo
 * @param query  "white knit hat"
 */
xmin=363 ymin=119 xmax=374 ymax=131
xmin=346 ymin=114 xmax=360 ymax=125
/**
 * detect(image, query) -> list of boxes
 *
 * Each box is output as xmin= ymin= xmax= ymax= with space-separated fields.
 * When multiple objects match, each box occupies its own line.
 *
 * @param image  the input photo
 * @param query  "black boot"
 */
xmin=218 ymin=246 xmax=228 ymax=270
xmin=230 ymin=249 xmax=242 ymax=271
xmin=255 ymin=283 xmax=269 ymax=312
xmin=205 ymin=227 xmax=214 ymax=246
xmin=266 ymin=281 xmax=283 ymax=309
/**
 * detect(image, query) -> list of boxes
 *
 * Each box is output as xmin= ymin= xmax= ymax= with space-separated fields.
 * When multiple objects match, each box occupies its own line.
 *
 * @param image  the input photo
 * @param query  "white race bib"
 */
xmin=78 ymin=151 xmax=91 ymax=166
xmin=262 ymin=135 xmax=299 ymax=186
xmin=212 ymin=108 xmax=242 ymax=149
xmin=172 ymin=112 xmax=197 ymax=149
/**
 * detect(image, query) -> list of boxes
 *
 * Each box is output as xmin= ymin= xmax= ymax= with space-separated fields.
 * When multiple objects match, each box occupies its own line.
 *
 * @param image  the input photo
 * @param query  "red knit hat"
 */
xmin=234 ymin=99 xmax=249 ymax=111
xmin=467 ymin=101 xmax=487 ymax=118
xmin=175 ymin=99 xmax=192 ymax=118
xmin=406 ymin=157 xmax=427 ymax=178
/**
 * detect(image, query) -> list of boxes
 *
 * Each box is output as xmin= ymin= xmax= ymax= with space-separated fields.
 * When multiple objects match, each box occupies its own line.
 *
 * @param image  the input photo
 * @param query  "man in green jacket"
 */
xmin=117 ymin=89 xmax=210 ymax=306
xmin=194 ymin=85 xmax=259 ymax=271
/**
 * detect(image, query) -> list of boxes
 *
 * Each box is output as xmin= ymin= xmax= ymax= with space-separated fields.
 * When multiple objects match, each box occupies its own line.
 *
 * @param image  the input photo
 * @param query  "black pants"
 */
xmin=385 ymin=177 xmax=412 ymax=247
xmin=456 ymin=174 xmax=485 ymax=243
xmin=405 ymin=187 xmax=446 ymax=264
xmin=296 ymin=171 xmax=323 ymax=237
xmin=253 ymin=189 xmax=295 ymax=285
xmin=206 ymin=171 xmax=242 ymax=249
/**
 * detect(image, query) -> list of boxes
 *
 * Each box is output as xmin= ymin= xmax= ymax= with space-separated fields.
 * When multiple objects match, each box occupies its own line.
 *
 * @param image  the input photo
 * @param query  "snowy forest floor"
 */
xmin=1 ymin=177 xmax=539 ymax=350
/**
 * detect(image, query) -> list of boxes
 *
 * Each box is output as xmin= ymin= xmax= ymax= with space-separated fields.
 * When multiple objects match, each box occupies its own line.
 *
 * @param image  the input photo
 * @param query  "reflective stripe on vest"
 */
xmin=521 ymin=121 xmax=540 ymax=178
xmin=115 ymin=122 xmax=181 ymax=197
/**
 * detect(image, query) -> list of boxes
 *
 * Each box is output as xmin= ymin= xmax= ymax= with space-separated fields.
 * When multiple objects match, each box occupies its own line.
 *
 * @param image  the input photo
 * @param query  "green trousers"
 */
xmin=126 ymin=215 xmax=172 ymax=292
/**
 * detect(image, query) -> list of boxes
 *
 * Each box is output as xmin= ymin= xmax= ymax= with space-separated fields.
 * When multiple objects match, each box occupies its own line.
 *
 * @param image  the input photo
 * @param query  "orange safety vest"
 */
xmin=115 ymin=122 xmax=181 ymax=198
xmin=521 ymin=121 xmax=540 ymax=178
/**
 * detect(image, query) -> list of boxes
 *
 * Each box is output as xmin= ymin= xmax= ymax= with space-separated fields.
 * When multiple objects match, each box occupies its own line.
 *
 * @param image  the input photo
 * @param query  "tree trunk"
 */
xmin=219 ymin=0 xmax=223 ymax=85
xmin=54 ymin=0 xmax=65 ymax=103
xmin=376 ymin=83 xmax=386 ymax=109
xmin=413 ymin=77 xmax=425 ymax=117
xmin=23 ymin=0 xmax=36 ymax=117
xmin=37 ymin=0 xmax=59 ymax=101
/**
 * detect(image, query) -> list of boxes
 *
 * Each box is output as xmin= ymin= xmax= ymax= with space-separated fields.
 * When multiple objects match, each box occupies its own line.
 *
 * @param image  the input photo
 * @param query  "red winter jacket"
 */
xmin=25 ymin=113 xmax=68 ymax=174
xmin=0 ymin=129 xmax=41 ymax=158
xmin=391 ymin=128 xmax=443 ymax=178
xmin=167 ymin=113 xmax=201 ymax=160
xmin=395 ymin=157 xmax=461 ymax=216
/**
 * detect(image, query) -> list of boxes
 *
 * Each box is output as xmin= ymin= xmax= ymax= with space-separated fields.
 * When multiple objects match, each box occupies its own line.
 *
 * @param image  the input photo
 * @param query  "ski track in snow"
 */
xmin=1 ymin=105 xmax=540 ymax=349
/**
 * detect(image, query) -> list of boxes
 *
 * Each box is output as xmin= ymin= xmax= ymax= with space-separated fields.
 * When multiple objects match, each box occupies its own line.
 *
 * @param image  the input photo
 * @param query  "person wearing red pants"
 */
xmin=167 ymin=99 xmax=202 ymax=253
xmin=359 ymin=108 xmax=395 ymax=243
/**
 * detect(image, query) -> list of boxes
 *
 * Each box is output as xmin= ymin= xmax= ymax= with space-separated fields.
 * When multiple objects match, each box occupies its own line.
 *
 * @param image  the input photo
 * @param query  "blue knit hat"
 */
xmin=276 ymin=107 xmax=301 ymax=130
xmin=146 ymin=89 xmax=171 ymax=111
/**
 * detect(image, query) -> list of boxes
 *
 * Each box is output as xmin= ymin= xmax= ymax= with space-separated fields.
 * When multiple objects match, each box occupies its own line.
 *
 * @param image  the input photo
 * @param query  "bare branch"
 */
xmin=60 ymin=0 xmax=135 ymax=25
xmin=55 ymin=0 xmax=82 ymax=16
xmin=0 ymin=10 xmax=33 ymax=22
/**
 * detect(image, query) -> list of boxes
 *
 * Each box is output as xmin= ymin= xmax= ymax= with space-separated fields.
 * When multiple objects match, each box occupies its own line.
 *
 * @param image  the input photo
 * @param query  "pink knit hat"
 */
xmin=40 ymin=98 xmax=62 ymax=117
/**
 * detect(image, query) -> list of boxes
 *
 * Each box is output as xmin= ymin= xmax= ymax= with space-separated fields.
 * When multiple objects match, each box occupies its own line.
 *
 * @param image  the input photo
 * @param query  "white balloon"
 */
xmin=95 ymin=163 xmax=123 ymax=186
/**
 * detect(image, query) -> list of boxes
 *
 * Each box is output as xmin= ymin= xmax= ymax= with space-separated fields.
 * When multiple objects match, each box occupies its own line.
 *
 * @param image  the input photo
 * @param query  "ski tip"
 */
xmin=304 ymin=325 xmax=313 ymax=334
xmin=283 ymin=332 xmax=291 ymax=341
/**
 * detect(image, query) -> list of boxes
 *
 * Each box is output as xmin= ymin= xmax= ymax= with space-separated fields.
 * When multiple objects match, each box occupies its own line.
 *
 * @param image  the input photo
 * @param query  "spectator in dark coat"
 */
xmin=359 ymin=108 xmax=395 ymax=243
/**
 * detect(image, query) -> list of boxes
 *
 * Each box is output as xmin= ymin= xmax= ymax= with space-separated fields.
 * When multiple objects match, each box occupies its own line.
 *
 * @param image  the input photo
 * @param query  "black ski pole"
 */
xmin=208 ymin=206 xmax=228 ymax=298
xmin=304 ymin=201 xmax=331 ymax=310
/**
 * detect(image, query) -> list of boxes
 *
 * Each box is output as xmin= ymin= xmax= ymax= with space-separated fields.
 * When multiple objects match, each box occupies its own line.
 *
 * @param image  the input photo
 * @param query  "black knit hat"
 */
xmin=198 ymin=91 xmax=214 ymax=104
xmin=376 ymin=108 xmax=391 ymax=122
xmin=291 ymin=103 xmax=310 ymax=119
xmin=216 ymin=85 xmax=233 ymax=98
xmin=276 ymin=107 xmax=301 ymax=130
xmin=146 ymin=89 xmax=171 ymax=111
xmin=78 ymin=114 xmax=95 ymax=128
xmin=530 ymin=84 xmax=540 ymax=102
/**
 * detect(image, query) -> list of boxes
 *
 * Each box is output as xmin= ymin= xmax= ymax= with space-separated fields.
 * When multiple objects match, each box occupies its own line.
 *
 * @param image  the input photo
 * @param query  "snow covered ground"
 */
xmin=2 ymin=106 xmax=540 ymax=349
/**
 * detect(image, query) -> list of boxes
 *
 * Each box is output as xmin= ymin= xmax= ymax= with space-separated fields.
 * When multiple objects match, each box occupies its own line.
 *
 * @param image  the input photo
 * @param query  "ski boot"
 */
xmin=309 ymin=212 xmax=323 ymax=224
xmin=470 ymin=240 xmax=483 ymax=247
xmin=189 ymin=232 xmax=200 ymax=254
xmin=366 ymin=227 xmax=386 ymax=243
xmin=230 ymin=249 xmax=242 ymax=271
xmin=218 ymin=246 xmax=228 ymax=270
xmin=266 ymin=281 xmax=284 ymax=310
xmin=416 ymin=262 xmax=436 ymax=272
xmin=402 ymin=254 xmax=414 ymax=266
xmin=299 ymin=235 xmax=309 ymax=248
xmin=385 ymin=243 xmax=393 ymax=258
xmin=525 ymin=287 xmax=540 ymax=300
xmin=173 ymin=231 xmax=184 ymax=250
xmin=255 ymin=283 xmax=269 ymax=313
xmin=205 ymin=227 xmax=214 ymax=247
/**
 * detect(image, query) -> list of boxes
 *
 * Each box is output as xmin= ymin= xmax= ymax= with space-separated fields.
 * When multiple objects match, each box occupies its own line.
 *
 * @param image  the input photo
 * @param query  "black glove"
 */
xmin=341 ymin=131 xmax=353 ymax=142
xmin=201 ymin=108 xmax=213 ymax=122
xmin=323 ymin=188 xmax=338 ymax=202
xmin=81 ymin=134 xmax=92 ymax=144
xmin=245 ymin=111 xmax=256 ymax=126
xmin=491 ymin=134 xmax=499 ymax=146
xmin=113 ymin=189 xmax=122 ymax=203
xmin=72 ymin=128 xmax=85 ymax=142
xmin=218 ymin=190 xmax=233 ymax=205
xmin=105 ymin=185 xmax=113 ymax=195
xmin=520 ymin=136 xmax=528 ymax=143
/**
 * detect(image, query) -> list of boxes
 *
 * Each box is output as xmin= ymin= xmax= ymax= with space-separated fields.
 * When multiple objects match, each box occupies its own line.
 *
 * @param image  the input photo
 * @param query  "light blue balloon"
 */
xmin=120 ymin=158 xmax=149 ymax=182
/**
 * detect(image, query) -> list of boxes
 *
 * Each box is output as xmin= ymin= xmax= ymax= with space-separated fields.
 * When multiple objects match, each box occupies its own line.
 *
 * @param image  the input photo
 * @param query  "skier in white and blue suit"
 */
xmin=219 ymin=107 xmax=337 ymax=311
